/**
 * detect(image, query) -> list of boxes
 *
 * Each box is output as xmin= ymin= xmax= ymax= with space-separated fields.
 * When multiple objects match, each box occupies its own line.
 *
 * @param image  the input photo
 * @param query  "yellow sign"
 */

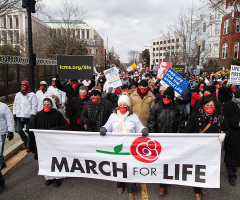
xmin=131 ymin=62 xmax=137 ymax=70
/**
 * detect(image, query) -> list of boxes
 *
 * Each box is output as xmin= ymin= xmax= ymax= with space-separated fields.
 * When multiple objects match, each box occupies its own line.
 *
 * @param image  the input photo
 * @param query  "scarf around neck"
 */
xmin=117 ymin=110 xmax=129 ymax=132
xmin=137 ymin=88 xmax=149 ymax=100
xmin=198 ymin=108 xmax=224 ymax=125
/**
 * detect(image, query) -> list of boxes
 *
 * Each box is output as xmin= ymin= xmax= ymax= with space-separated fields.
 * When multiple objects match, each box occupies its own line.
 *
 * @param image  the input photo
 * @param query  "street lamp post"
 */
xmin=197 ymin=41 xmax=202 ymax=66
xmin=22 ymin=0 xmax=36 ymax=92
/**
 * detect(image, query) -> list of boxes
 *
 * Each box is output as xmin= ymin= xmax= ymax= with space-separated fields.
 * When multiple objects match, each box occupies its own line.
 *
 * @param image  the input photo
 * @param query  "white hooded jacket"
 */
xmin=36 ymin=89 xmax=59 ymax=111
xmin=48 ymin=86 xmax=66 ymax=104
xmin=0 ymin=102 xmax=14 ymax=135
xmin=13 ymin=92 xmax=38 ymax=118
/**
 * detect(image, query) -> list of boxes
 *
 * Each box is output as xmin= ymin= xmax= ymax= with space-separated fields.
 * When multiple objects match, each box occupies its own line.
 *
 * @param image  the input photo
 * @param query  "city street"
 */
xmin=1 ymin=151 xmax=240 ymax=200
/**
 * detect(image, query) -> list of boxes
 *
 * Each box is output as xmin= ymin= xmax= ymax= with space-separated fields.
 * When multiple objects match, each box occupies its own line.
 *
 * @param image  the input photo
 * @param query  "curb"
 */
xmin=3 ymin=140 xmax=24 ymax=162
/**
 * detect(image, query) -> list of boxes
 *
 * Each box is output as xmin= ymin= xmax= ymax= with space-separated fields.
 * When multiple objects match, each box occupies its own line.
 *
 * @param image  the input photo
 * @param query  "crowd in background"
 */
xmin=1 ymin=68 xmax=240 ymax=200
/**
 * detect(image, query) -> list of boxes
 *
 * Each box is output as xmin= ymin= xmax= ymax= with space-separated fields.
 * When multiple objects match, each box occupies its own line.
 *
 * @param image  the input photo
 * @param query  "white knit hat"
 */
xmin=118 ymin=95 xmax=129 ymax=106
xmin=40 ymin=81 xmax=47 ymax=85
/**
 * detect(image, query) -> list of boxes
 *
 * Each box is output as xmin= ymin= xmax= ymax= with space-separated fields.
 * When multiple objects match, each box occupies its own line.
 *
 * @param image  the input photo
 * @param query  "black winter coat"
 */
xmin=223 ymin=101 xmax=240 ymax=166
xmin=147 ymin=101 xmax=185 ymax=133
xmin=29 ymin=109 xmax=67 ymax=159
xmin=56 ymin=79 xmax=95 ymax=118
xmin=103 ymin=92 xmax=120 ymax=109
xmin=219 ymin=87 xmax=232 ymax=104
xmin=184 ymin=111 xmax=228 ymax=134
xmin=70 ymin=96 xmax=90 ymax=131
xmin=80 ymin=98 xmax=113 ymax=132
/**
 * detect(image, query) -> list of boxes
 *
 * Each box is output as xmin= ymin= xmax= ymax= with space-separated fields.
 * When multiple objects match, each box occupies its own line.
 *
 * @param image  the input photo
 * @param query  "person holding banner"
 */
xmin=223 ymin=88 xmax=240 ymax=187
xmin=147 ymin=86 xmax=185 ymax=196
xmin=81 ymin=89 xmax=113 ymax=132
xmin=100 ymin=94 xmax=149 ymax=200
xmin=29 ymin=97 xmax=67 ymax=187
xmin=185 ymin=95 xmax=228 ymax=200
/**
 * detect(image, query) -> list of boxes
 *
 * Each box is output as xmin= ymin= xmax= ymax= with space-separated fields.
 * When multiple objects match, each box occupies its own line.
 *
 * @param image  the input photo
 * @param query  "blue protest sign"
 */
xmin=160 ymin=68 xmax=189 ymax=97
xmin=194 ymin=69 xmax=200 ymax=75
xmin=154 ymin=65 xmax=158 ymax=71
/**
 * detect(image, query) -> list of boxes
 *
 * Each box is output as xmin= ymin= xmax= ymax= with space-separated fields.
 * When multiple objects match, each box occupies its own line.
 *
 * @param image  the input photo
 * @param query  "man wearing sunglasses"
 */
xmin=147 ymin=86 xmax=185 ymax=196
xmin=81 ymin=89 xmax=113 ymax=132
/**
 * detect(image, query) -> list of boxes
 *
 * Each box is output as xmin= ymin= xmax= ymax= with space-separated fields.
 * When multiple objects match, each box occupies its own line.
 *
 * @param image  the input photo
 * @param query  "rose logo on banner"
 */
xmin=130 ymin=137 xmax=162 ymax=163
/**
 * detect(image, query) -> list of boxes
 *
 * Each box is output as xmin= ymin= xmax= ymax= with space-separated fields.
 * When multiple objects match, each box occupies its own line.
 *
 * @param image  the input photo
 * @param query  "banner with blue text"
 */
xmin=32 ymin=130 xmax=222 ymax=188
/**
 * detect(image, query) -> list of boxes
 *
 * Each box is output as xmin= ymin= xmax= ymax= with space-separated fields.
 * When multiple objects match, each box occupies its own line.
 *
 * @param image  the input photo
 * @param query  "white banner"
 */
xmin=32 ymin=130 xmax=222 ymax=188
xmin=230 ymin=65 xmax=240 ymax=85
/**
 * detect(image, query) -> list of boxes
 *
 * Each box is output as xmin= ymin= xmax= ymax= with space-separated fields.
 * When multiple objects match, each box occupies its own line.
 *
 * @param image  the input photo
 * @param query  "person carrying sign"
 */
xmin=55 ymin=75 xmax=95 ymax=119
xmin=147 ymin=86 xmax=185 ymax=196
xmin=185 ymin=95 xmax=228 ymax=200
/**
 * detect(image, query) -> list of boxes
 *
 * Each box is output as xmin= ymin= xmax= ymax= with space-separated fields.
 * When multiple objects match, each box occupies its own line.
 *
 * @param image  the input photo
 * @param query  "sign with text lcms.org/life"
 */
xmin=57 ymin=55 xmax=94 ymax=80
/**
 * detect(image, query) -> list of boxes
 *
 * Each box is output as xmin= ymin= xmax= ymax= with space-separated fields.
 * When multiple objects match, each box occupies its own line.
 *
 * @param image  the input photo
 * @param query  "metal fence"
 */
xmin=0 ymin=55 xmax=57 ymax=102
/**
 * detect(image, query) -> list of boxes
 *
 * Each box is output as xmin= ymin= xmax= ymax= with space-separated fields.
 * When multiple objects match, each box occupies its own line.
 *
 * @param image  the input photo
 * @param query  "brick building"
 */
xmin=219 ymin=0 xmax=240 ymax=69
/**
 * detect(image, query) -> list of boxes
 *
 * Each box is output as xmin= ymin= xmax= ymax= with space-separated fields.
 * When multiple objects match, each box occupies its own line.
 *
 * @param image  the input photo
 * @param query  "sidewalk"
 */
xmin=3 ymin=132 xmax=24 ymax=161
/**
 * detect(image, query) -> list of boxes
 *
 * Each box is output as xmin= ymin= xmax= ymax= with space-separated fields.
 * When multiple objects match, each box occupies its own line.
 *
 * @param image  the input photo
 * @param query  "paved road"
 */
xmin=1 ymin=152 xmax=240 ymax=200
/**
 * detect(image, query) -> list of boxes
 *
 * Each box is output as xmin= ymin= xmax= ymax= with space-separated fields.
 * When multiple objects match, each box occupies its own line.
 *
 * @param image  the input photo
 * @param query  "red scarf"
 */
xmin=137 ymin=88 xmax=149 ymax=100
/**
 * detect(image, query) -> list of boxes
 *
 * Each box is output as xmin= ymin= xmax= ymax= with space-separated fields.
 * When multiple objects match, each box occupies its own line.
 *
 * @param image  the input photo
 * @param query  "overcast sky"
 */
xmin=40 ymin=0 xmax=209 ymax=63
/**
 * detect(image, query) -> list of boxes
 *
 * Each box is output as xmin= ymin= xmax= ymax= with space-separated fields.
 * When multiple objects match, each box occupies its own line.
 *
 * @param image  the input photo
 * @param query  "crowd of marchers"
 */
xmin=0 ymin=69 xmax=240 ymax=200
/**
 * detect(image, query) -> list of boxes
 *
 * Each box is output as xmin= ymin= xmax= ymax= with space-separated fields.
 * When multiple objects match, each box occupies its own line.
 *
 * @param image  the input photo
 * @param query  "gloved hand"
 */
xmin=100 ymin=127 xmax=107 ymax=136
xmin=30 ymin=114 xmax=35 ymax=121
xmin=7 ymin=131 xmax=14 ymax=140
xmin=13 ymin=114 xmax=17 ymax=122
xmin=141 ymin=128 xmax=149 ymax=137
xmin=218 ymin=134 xmax=225 ymax=142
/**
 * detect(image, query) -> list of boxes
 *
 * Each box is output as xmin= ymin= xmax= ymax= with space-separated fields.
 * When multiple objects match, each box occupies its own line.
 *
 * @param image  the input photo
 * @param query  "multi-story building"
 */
xmin=44 ymin=20 xmax=105 ymax=69
xmin=219 ymin=0 xmax=240 ymax=69
xmin=0 ymin=8 xmax=50 ymax=56
xmin=0 ymin=9 xmax=105 ymax=69
xmin=150 ymin=34 xmax=183 ymax=69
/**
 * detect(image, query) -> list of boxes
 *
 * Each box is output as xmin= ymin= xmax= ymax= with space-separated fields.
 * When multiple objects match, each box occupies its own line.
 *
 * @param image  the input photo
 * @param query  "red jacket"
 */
xmin=191 ymin=92 xmax=201 ymax=107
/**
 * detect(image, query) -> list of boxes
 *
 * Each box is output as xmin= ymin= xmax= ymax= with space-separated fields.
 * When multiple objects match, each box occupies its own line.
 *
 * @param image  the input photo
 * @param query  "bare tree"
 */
xmin=128 ymin=50 xmax=140 ymax=64
xmin=44 ymin=0 xmax=88 ymax=55
xmin=0 ymin=0 xmax=21 ymax=17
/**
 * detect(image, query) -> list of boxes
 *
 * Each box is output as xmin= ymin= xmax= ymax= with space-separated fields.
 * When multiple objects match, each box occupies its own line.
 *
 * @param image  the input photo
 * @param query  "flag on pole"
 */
xmin=131 ymin=62 xmax=137 ymax=70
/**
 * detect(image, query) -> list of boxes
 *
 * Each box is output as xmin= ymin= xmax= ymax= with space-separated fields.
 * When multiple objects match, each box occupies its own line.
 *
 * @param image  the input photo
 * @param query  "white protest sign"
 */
xmin=32 ymin=129 xmax=223 ymax=188
xmin=230 ymin=65 xmax=240 ymax=85
xmin=104 ymin=67 xmax=122 ymax=88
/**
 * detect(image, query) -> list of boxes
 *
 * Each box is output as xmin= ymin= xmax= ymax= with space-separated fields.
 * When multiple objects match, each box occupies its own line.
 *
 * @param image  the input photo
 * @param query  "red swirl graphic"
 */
xmin=130 ymin=137 xmax=162 ymax=163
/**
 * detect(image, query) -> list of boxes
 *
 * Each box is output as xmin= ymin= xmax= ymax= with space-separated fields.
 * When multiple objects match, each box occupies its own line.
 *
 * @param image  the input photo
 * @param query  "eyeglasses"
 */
xmin=163 ymin=95 xmax=172 ymax=100
xmin=204 ymin=105 xmax=215 ymax=108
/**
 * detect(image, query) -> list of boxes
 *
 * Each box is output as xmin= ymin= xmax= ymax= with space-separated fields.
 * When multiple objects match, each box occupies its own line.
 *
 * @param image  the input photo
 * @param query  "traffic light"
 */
xmin=22 ymin=0 xmax=28 ymax=8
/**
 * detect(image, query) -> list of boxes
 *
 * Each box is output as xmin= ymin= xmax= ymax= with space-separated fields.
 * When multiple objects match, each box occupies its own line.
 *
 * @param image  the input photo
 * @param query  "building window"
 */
xmin=153 ymin=48 xmax=155 ymax=51
xmin=202 ymin=40 xmax=205 ymax=51
xmin=176 ymin=38 xmax=179 ymax=42
xmin=15 ymin=32 xmax=19 ymax=44
xmin=16 ymin=17 xmax=19 ymax=29
xmin=156 ymin=47 xmax=158 ymax=51
xmin=234 ymin=42 xmax=239 ymax=58
xmin=214 ymin=44 xmax=219 ymax=57
xmin=215 ymin=24 xmax=220 ymax=35
xmin=3 ymin=18 xmax=6 ymax=29
xmin=90 ymin=49 xmax=96 ymax=54
xmin=87 ymin=30 xmax=89 ymax=39
xmin=160 ymin=53 xmax=162 ymax=56
xmin=156 ymin=59 xmax=158 ymax=62
xmin=167 ymin=46 xmax=170 ymax=50
xmin=171 ymin=46 xmax=174 ymax=49
xmin=156 ymin=53 xmax=158 ymax=56
xmin=77 ymin=31 xmax=80 ymax=39
xmin=82 ymin=30 xmax=85 ymax=39
xmin=236 ymin=19 xmax=240 ymax=32
xmin=157 ymin=42 xmax=159 ymax=45
xmin=9 ymin=18 xmax=13 ymax=29
xmin=222 ymin=43 xmax=228 ymax=59
xmin=153 ymin=42 xmax=155 ymax=45
xmin=164 ymin=41 xmax=166 ymax=44
xmin=160 ymin=47 xmax=162 ymax=50
xmin=168 ymin=40 xmax=170 ymax=43
xmin=203 ymin=23 xmax=206 ymax=32
xmin=224 ymin=19 xmax=229 ymax=34
xmin=163 ymin=47 xmax=166 ymax=50
xmin=172 ymin=39 xmax=174 ymax=43
xmin=160 ymin=41 xmax=162 ymax=44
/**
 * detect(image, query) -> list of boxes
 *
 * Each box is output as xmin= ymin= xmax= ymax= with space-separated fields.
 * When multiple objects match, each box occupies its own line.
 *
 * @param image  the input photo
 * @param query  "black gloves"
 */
xmin=30 ymin=114 xmax=35 ymax=121
xmin=141 ymin=128 xmax=149 ymax=137
xmin=7 ymin=131 xmax=14 ymax=140
xmin=100 ymin=127 xmax=107 ymax=136
xmin=13 ymin=114 xmax=17 ymax=122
